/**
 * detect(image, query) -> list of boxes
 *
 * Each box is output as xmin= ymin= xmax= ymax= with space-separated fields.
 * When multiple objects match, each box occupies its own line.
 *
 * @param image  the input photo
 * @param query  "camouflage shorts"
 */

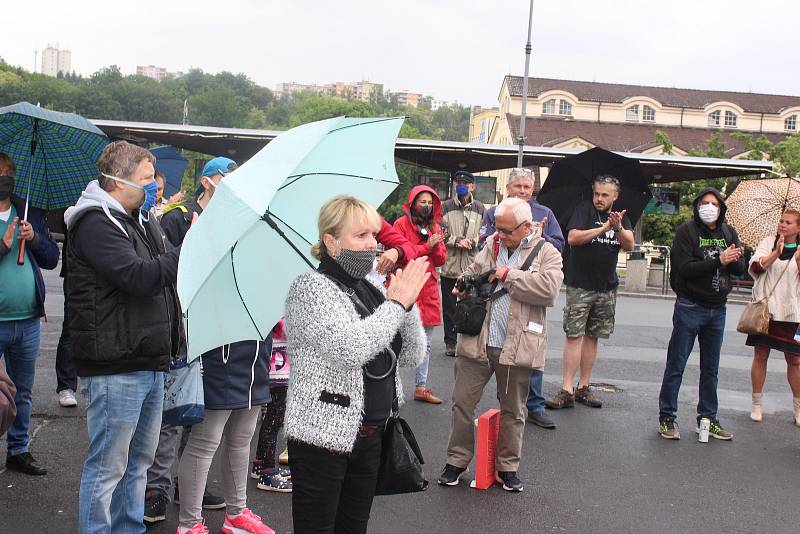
xmin=563 ymin=286 xmax=618 ymax=339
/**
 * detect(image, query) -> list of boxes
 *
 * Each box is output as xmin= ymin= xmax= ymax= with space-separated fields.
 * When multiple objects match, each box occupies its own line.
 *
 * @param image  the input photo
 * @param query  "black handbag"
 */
xmin=322 ymin=272 xmax=429 ymax=495
xmin=453 ymin=239 xmax=545 ymax=336
xmin=375 ymin=404 xmax=429 ymax=495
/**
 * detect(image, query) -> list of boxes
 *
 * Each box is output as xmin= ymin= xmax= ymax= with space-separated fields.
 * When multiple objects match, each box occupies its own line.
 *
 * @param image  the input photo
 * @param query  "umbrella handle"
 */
xmin=17 ymin=239 xmax=26 ymax=265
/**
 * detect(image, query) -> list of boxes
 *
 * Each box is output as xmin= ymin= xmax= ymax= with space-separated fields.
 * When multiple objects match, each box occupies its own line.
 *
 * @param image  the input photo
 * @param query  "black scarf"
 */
xmin=318 ymin=255 xmax=401 ymax=425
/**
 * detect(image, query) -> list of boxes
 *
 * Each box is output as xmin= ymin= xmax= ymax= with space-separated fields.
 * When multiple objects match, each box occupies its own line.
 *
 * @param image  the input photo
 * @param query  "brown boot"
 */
xmin=414 ymin=386 xmax=443 ymax=404
xmin=575 ymin=385 xmax=603 ymax=408
xmin=544 ymin=389 xmax=575 ymax=409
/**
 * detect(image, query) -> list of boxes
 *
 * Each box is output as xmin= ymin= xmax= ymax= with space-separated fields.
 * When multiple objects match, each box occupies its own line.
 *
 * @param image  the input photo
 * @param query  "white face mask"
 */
xmin=698 ymin=204 xmax=719 ymax=224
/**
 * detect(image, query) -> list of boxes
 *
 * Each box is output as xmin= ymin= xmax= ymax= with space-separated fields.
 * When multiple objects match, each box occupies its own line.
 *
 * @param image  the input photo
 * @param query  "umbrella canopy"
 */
xmin=537 ymin=147 xmax=652 ymax=230
xmin=178 ymin=116 xmax=404 ymax=360
xmin=0 ymin=102 xmax=108 ymax=210
xmin=726 ymin=177 xmax=800 ymax=249
xmin=151 ymin=145 xmax=188 ymax=198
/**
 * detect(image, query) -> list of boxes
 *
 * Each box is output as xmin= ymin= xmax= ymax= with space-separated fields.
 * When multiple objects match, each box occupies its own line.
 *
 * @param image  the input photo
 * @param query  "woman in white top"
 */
xmin=747 ymin=208 xmax=800 ymax=424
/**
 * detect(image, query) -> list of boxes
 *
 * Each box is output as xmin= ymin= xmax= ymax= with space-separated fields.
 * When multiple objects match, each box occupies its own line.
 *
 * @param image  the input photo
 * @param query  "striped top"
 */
xmin=488 ymin=235 xmax=532 ymax=349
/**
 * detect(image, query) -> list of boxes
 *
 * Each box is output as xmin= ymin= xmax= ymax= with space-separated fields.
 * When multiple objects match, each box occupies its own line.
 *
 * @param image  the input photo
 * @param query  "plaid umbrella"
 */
xmin=726 ymin=177 xmax=800 ymax=249
xmin=0 ymin=101 xmax=108 ymax=210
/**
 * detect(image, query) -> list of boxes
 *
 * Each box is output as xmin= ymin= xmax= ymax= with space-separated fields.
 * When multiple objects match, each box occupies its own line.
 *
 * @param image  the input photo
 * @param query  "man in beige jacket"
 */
xmin=437 ymin=197 xmax=563 ymax=492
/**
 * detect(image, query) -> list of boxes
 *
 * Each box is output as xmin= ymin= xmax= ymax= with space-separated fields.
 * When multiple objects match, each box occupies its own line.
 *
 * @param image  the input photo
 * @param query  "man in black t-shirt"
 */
xmin=546 ymin=175 xmax=634 ymax=410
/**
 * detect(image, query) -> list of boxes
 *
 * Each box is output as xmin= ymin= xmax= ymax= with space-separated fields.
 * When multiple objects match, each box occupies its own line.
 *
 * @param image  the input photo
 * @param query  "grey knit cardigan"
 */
xmin=284 ymin=271 xmax=425 ymax=454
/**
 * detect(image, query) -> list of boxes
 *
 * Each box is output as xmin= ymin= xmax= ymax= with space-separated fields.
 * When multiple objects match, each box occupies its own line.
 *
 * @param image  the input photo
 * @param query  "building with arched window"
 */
xmin=472 ymin=77 xmax=799 ymax=193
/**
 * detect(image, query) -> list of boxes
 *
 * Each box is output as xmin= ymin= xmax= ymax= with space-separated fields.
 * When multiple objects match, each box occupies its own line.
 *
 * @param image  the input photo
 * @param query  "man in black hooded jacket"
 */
xmin=658 ymin=188 xmax=746 ymax=441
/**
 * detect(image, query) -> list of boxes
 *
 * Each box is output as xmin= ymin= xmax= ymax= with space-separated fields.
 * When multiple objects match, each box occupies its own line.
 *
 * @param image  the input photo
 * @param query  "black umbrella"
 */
xmin=537 ymin=147 xmax=652 ymax=230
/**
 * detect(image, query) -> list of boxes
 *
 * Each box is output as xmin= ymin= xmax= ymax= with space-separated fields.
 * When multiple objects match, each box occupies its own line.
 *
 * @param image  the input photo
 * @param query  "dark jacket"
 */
xmin=670 ymin=188 xmax=746 ymax=307
xmin=201 ymin=339 xmax=272 ymax=410
xmin=479 ymin=200 xmax=565 ymax=252
xmin=159 ymin=197 xmax=203 ymax=247
xmin=64 ymin=181 xmax=180 ymax=377
xmin=0 ymin=197 xmax=59 ymax=318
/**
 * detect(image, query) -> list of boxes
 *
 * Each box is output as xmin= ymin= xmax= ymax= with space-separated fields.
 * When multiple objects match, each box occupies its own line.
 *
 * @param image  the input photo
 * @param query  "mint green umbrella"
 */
xmin=177 ymin=116 xmax=404 ymax=360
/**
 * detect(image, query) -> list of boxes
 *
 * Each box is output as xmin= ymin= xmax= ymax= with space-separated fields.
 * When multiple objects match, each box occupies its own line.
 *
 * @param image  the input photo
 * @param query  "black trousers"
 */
xmin=289 ymin=429 xmax=383 ymax=534
xmin=55 ymin=277 xmax=76 ymax=393
xmin=441 ymin=276 xmax=458 ymax=346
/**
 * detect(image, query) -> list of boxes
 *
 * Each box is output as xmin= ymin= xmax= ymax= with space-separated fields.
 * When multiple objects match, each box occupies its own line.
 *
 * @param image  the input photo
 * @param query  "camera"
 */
xmin=455 ymin=270 xmax=496 ymax=299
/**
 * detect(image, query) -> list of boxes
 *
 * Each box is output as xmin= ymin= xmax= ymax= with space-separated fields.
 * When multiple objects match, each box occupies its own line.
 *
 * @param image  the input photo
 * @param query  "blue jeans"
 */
xmin=658 ymin=298 xmax=726 ymax=421
xmin=78 ymin=371 xmax=164 ymax=534
xmin=0 ymin=317 xmax=41 ymax=455
xmin=525 ymin=370 xmax=545 ymax=416
xmin=416 ymin=326 xmax=434 ymax=387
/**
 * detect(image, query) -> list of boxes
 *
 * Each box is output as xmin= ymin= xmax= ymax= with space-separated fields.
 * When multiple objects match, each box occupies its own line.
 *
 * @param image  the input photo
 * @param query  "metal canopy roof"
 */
xmin=91 ymin=119 xmax=773 ymax=182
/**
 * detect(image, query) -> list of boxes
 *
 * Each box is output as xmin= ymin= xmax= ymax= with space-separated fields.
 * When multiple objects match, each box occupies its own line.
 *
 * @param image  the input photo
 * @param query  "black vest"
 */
xmin=67 ymin=209 xmax=179 ymax=377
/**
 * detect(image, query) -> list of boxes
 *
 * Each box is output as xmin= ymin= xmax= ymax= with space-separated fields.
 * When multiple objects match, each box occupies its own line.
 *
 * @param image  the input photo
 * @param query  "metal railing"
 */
xmin=616 ymin=244 xmax=671 ymax=295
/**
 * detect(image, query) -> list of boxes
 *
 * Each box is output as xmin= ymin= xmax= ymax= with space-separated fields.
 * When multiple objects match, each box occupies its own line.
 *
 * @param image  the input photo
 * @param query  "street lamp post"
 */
xmin=517 ymin=0 xmax=534 ymax=168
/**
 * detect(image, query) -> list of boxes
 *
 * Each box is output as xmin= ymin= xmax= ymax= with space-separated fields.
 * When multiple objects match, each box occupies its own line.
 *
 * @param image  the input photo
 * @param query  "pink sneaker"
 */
xmin=221 ymin=507 xmax=275 ymax=534
xmin=177 ymin=522 xmax=209 ymax=534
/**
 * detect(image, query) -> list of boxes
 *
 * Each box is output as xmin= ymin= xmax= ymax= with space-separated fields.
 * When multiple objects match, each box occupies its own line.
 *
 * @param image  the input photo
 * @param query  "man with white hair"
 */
xmin=438 ymin=197 xmax=563 ymax=492
xmin=479 ymin=167 xmax=564 ymax=253
xmin=479 ymin=167 xmax=564 ymax=429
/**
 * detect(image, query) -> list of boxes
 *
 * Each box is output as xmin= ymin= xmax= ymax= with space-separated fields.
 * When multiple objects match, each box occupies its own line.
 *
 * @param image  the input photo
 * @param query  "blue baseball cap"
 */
xmin=201 ymin=157 xmax=238 ymax=178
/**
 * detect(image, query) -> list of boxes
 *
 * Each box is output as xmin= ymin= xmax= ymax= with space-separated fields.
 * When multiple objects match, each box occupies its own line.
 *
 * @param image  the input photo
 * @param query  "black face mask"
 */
xmin=0 ymin=176 xmax=13 ymax=201
xmin=415 ymin=205 xmax=433 ymax=218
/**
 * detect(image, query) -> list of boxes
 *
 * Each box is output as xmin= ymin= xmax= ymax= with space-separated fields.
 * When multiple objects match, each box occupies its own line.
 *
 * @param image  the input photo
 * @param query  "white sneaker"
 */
xmin=58 ymin=389 xmax=77 ymax=407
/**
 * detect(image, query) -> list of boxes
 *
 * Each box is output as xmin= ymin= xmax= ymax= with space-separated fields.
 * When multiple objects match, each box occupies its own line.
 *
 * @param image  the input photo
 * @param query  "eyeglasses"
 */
xmin=495 ymin=221 xmax=525 ymax=235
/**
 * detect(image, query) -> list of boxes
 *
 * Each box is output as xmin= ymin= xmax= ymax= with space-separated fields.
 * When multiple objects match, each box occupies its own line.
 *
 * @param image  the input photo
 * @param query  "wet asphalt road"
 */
xmin=1 ymin=266 xmax=798 ymax=534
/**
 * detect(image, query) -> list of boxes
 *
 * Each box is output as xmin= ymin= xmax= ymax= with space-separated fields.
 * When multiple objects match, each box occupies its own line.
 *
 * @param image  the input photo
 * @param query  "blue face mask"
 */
xmin=102 ymin=172 xmax=157 ymax=211
xmin=456 ymin=184 xmax=469 ymax=197
xmin=141 ymin=180 xmax=158 ymax=212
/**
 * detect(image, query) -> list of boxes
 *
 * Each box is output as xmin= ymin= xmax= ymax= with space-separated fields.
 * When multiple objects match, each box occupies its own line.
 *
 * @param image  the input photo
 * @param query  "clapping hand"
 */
xmin=386 ymin=257 xmax=430 ymax=309
xmin=720 ymin=244 xmax=742 ymax=266
xmin=428 ymin=232 xmax=447 ymax=248
xmin=608 ymin=210 xmax=627 ymax=232
xmin=377 ymin=247 xmax=399 ymax=274
xmin=775 ymin=234 xmax=785 ymax=255
xmin=2 ymin=217 xmax=17 ymax=249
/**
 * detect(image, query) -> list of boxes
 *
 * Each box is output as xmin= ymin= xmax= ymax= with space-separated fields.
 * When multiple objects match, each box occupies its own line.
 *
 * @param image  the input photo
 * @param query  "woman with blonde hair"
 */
xmin=747 ymin=208 xmax=800 ymax=424
xmin=284 ymin=195 xmax=429 ymax=534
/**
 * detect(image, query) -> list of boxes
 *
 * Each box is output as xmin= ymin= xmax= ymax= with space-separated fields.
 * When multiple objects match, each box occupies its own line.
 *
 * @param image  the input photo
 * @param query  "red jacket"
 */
xmin=378 ymin=219 xmax=416 ymax=262
xmin=393 ymin=185 xmax=446 ymax=327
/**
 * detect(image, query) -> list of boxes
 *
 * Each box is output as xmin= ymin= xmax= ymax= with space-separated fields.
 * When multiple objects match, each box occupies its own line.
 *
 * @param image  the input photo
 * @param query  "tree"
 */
xmin=770 ymin=134 xmax=800 ymax=177
xmin=108 ymin=76 xmax=181 ymax=123
xmin=655 ymin=130 xmax=673 ymax=155
xmin=188 ymin=86 xmax=250 ymax=127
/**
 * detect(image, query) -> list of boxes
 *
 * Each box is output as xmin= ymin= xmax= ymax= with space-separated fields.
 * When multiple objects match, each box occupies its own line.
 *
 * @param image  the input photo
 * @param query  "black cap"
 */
xmin=454 ymin=171 xmax=475 ymax=183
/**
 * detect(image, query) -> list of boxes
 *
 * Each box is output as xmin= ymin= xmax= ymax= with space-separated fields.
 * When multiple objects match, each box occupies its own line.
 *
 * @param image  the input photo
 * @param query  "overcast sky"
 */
xmin=3 ymin=1 xmax=797 ymax=108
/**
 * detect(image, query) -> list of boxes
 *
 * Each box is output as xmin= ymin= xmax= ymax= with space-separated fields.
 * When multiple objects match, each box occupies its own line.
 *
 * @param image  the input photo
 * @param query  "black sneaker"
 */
xmin=5 ymin=452 xmax=47 ymax=476
xmin=659 ymin=417 xmax=680 ymax=440
xmin=437 ymin=464 xmax=465 ymax=486
xmin=174 ymin=482 xmax=226 ymax=510
xmin=257 ymin=469 xmax=293 ymax=493
xmin=250 ymin=460 xmax=262 ymax=480
xmin=252 ymin=460 xmax=290 ymax=480
xmin=495 ymin=471 xmax=523 ymax=492
xmin=445 ymin=343 xmax=456 ymax=357
xmin=143 ymin=490 xmax=168 ymax=523
xmin=527 ymin=412 xmax=556 ymax=429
